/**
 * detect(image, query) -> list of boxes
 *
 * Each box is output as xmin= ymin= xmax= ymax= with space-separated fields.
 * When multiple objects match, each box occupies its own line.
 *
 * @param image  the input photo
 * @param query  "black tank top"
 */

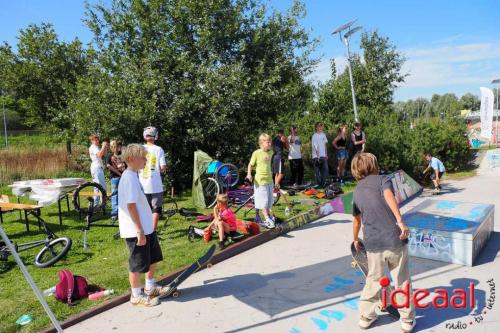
xmin=353 ymin=131 xmax=364 ymax=152
xmin=337 ymin=136 xmax=346 ymax=148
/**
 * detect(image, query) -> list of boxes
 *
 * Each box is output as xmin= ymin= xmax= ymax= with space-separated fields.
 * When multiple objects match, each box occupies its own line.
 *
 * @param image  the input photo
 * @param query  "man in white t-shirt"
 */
xmin=311 ymin=122 xmax=329 ymax=186
xmin=288 ymin=126 xmax=304 ymax=186
xmin=119 ymin=144 xmax=172 ymax=307
xmin=139 ymin=126 xmax=167 ymax=231
xmin=88 ymin=134 xmax=109 ymax=204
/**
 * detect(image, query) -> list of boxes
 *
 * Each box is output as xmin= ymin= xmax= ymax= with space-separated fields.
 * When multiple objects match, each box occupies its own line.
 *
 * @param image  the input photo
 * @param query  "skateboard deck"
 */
xmin=350 ymin=241 xmax=400 ymax=319
xmin=164 ymin=244 xmax=216 ymax=297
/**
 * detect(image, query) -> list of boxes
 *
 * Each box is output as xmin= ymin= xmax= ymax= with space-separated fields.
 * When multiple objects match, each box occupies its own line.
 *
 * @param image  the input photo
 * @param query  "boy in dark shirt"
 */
xmin=351 ymin=153 xmax=415 ymax=332
xmin=106 ymin=140 xmax=126 ymax=221
xmin=271 ymin=129 xmax=289 ymax=189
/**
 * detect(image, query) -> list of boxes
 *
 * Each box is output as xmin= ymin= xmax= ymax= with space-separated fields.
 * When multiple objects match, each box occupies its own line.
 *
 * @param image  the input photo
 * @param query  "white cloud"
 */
xmin=400 ymin=40 xmax=500 ymax=89
xmin=309 ymin=39 xmax=500 ymax=101
xmin=308 ymin=55 xmax=347 ymax=83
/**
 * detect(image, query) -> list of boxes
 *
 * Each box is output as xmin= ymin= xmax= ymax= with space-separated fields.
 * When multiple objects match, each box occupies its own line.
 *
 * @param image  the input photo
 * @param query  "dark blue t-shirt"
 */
xmin=352 ymin=175 xmax=404 ymax=251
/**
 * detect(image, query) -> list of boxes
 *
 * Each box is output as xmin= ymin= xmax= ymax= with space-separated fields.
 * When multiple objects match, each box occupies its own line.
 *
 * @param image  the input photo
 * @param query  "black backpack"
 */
xmin=325 ymin=183 xmax=343 ymax=199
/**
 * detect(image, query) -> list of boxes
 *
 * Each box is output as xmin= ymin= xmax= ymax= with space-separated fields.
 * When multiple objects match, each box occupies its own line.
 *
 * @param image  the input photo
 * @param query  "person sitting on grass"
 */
xmin=423 ymin=153 xmax=446 ymax=193
xmin=247 ymin=133 xmax=277 ymax=229
xmin=204 ymin=194 xmax=237 ymax=250
xmin=351 ymin=152 xmax=415 ymax=332
xmin=119 ymin=143 xmax=171 ymax=307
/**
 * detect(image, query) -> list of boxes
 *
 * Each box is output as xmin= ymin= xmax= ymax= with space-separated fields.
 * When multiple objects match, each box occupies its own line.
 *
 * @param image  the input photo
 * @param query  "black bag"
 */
xmin=325 ymin=183 xmax=343 ymax=199
xmin=187 ymin=226 xmax=205 ymax=242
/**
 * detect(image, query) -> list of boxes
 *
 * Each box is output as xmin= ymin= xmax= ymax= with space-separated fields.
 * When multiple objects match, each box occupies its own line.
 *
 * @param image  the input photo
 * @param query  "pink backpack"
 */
xmin=55 ymin=270 xmax=89 ymax=304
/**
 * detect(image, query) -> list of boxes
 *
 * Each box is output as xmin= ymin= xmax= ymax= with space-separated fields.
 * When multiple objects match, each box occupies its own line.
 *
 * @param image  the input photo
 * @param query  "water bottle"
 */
xmin=43 ymin=286 xmax=56 ymax=297
xmin=88 ymin=289 xmax=114 ymax=301
xmin=284 ymin=206 xmax=290 ymax=217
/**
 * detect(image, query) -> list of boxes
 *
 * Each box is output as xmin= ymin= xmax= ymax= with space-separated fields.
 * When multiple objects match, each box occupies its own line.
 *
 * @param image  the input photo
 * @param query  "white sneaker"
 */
xmin=265 ymin=218 xmax=275 ymax=229
xmin=359 ymin=315 xmax=378 ymax=329
xmin=401 ymin=320 xmax=416 ymax=332
xmin=130 ymin=294 xmax=160 ymax=307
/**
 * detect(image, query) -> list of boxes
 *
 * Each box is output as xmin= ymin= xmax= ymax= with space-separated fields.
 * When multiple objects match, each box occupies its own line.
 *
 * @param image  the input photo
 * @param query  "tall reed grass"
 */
xmin=0 ymin=146 xmax=88 ymax=185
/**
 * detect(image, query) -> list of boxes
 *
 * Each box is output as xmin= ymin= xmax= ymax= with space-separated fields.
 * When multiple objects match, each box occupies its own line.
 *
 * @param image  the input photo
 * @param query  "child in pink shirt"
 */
xmin=205 ymin=194 xmax=237 ymax=250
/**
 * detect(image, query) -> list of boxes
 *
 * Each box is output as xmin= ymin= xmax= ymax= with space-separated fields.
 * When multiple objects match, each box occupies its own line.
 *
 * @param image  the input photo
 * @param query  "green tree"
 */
xmin=73 ymin=0 xmax=317 ymax=187
xmin=312 ymin=31 xmax=406 ymax=128
xmin=459 ymin=92 xmax=480 ymax=111
xmin=2 ymin=23 xmax=89 ymax=152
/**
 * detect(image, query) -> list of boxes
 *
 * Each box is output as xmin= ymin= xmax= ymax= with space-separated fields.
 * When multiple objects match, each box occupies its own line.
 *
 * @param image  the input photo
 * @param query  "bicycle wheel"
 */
xmin=201 ymin=177 xmax=220 ymax=208
xmin=73 ymin=182 xmax=107 ymax=215
xmin=216 ymin=163 xmax=239 ymax=188
xmin=34 ymin=237 xmax=72 ymax=268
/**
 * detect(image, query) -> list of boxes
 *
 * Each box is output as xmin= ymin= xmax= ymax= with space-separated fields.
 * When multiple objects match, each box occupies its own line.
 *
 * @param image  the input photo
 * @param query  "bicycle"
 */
xmin=72 ymin=182 xmax=109 ymax=249
xmin=0 ymin=210 xmax=72 ymax=268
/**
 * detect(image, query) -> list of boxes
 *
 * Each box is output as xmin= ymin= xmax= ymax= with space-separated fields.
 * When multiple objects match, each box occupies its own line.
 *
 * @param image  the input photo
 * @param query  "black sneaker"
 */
xmin=218 ymin=241 xmax=225 ymax=251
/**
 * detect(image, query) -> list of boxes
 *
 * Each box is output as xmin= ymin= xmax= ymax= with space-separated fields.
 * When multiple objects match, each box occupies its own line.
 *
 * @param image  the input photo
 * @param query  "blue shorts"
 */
xmin=336 ymin=149 xmax=348 ymax=160
xmin=254 ymin=184 xmax=274 ymax=210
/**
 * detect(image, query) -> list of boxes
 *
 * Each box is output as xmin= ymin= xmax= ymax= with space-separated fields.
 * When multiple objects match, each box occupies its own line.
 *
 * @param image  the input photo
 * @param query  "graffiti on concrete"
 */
xmin=409 ymin=229 xmax=452 ymax=258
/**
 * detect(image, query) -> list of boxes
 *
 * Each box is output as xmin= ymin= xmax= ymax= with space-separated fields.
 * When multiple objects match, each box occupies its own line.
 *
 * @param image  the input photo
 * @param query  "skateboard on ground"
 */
xmin=163 ymin=244 xmax=216 ymax=298
xmin=350 ymin=240 xmax=400 ymax=319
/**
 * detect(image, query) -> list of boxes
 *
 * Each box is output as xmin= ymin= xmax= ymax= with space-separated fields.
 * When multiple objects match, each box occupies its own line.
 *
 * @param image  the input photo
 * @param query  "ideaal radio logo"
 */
xmin=378 ymin=277 xmax=496 ymax=330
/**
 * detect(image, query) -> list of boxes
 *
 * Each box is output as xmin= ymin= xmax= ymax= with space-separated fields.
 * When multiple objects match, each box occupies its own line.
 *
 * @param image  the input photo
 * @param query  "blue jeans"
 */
xmin=313 ymin=157 xmax=329 ymax=186
xmin=110 ymin=177 xmax=120 ymax=217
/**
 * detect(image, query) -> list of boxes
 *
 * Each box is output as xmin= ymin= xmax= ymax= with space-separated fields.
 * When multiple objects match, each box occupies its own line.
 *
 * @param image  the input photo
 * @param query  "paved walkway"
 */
xmin=68 ymin=153 xmax=500 ymax=333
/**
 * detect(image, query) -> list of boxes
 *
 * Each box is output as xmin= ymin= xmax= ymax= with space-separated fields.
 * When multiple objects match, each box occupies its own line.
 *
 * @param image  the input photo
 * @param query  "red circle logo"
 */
xmin=379 ymin=276 xmax=390 ymax=287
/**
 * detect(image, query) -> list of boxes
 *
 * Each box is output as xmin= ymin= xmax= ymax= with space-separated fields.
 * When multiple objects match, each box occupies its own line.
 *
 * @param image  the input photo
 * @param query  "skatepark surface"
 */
xmin=67 ymin=154 xmax=500 ymax=333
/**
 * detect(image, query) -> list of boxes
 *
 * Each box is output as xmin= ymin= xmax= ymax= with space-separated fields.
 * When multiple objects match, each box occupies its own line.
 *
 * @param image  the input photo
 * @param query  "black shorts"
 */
xmin=272 ymin=155 xmax=285 ymax=175
xmin=430 ymin=171 xmax=445 ymax=180
xmin=145 ymin=192 xmax=163 ymax=214
xmin=125 ymin=232 xmax=163 ymax=273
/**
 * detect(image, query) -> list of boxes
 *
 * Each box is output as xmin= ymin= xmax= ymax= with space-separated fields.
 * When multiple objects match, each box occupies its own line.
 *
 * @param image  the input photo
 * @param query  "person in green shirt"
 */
xmin=246 ymin=133 xmax=277 ymax=228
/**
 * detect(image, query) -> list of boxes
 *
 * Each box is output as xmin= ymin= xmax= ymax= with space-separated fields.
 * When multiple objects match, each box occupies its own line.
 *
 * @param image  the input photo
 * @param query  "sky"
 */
xmin=0 ymin=0 xmax=499 ymax=101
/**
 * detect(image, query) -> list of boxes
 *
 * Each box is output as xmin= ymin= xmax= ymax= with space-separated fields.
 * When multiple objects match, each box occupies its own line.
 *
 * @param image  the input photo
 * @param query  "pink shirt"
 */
xmin=219 ymin=208 xmax=237 ymax=231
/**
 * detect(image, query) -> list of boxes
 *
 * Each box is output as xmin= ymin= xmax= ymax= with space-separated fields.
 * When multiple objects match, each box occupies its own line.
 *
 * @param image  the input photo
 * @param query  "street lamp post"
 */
xmin=492 ymin=79 xmax=500 ymax=147
xmin=332 ymin=19 xmax=362 ymax=123
xmin=1 ymin=90 xmax=7 ymax=148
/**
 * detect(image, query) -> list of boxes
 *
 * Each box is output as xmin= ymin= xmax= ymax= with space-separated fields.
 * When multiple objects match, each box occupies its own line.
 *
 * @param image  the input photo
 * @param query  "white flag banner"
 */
xmin=480 ymin=87 xmax=494 ymax=139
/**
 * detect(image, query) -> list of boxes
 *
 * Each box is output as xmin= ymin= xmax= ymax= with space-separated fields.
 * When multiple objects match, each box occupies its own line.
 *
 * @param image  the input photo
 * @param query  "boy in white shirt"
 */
xmin=311 ymin=122 xmax=329 ymax=186
xmin=119 ymin=144 xmax=172 ymax=307
xmin=139 ymin=127 xmax=167 ymax=231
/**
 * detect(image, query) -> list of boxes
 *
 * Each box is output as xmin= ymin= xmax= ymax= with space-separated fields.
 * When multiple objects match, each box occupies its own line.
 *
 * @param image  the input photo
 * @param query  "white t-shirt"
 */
xmin=89 ymin=144 xmax=103 ymax=169
xmin=311 ymin=132 xmax=328 ymax=158
xmin=288 ymin=135 xmax=302 ymax=160
xmin=139 ymin=144 xmax=166 ymax=194
xmin=118 ymin=169 xmax=153 ymax=238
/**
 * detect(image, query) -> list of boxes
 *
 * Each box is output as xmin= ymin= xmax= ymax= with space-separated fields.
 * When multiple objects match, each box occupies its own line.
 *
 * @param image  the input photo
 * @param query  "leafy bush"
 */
xmin=365 ymin=116 xmax=472 ymax=181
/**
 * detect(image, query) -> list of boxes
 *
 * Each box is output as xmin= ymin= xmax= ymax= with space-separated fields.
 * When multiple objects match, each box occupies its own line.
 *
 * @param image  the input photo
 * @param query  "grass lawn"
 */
xmin=0 ymin=178 xmax=345 ymax=333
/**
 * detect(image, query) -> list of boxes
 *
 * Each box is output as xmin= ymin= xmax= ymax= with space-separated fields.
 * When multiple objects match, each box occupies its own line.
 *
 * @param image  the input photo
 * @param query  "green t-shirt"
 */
xmin=250 ymin=149 xmax=273 ymax=185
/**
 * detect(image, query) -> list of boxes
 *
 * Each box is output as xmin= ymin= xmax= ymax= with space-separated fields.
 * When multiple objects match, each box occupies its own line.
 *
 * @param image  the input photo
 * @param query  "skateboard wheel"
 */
xmin=172 ymin=291 xmax=179 ymax=298
xmin=351 ymin=261 xmax=357 ymax=268
xmin=207 ymin=263 xmax=213 ymax=269
xmin=275 ymin=226 xmax=283 ymax=232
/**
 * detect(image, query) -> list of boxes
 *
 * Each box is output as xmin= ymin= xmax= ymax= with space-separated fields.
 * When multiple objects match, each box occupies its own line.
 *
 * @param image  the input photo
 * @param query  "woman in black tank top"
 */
xmin=333 ymin=125 xmax=349 ymax=182
xmin=352 ymin=122 xmax=366 ymax=154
